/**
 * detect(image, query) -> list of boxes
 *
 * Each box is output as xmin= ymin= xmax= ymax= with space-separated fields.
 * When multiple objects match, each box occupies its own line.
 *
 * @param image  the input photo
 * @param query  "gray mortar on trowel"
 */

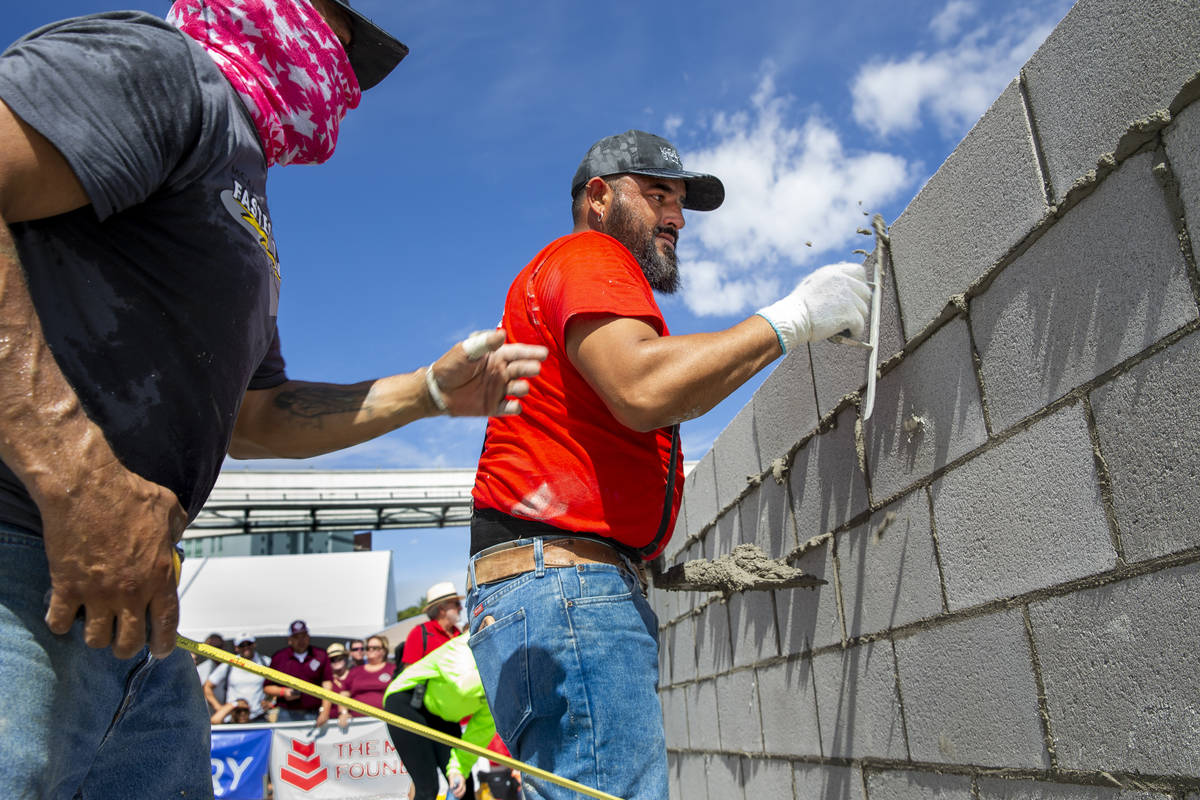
xmin=653 ymin=543 xmax=825 ymax=594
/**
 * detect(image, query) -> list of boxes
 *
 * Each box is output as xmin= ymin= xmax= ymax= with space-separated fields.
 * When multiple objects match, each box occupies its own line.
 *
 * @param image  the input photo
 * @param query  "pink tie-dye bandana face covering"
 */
xmin=168 ymin=0 xmax=362 ymax=166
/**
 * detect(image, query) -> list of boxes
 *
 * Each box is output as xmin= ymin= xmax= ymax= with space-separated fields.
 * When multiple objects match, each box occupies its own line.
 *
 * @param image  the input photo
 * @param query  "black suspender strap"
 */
xmin=639 ymin=424 xmax=680 ymax=559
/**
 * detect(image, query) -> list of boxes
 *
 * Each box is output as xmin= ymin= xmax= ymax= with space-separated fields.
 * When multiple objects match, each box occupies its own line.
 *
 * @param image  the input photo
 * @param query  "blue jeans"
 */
xmin=466 ymin=538 xmax=666 ymax=800
xmin=0 ymin=526 xmax=212 ymax=799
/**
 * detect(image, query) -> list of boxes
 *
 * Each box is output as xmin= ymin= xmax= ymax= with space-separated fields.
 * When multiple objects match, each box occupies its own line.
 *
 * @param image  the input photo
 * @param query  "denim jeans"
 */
xmin=0 ymin=526 xmax=212 ymax=799
xmin=466 ymin=537 xmax=667 ymax=800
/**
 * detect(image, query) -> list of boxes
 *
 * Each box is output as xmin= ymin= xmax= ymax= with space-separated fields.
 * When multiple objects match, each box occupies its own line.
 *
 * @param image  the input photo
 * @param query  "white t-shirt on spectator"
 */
xmin=207 ymin=654 xmax=270 ymax=721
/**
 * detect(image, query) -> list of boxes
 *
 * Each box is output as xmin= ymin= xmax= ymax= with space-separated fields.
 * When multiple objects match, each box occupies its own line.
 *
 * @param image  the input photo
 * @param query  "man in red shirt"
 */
xmin=401 ymin=582 xmax=464 ymax=665
xmin=466 ymin=130 xmax=871 ymax=800
xmin=265 ymin=620 xmax=330 ymax=722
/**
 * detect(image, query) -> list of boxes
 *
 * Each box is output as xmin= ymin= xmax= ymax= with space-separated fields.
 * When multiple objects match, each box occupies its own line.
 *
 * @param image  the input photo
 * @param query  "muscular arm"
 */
xmin=565 ymin=313 xmax=782 ymax=432
xmin=231 ymin=333 xmax=547 ymax=460
xmin=0 ymin=100 xmax=187 ymax=658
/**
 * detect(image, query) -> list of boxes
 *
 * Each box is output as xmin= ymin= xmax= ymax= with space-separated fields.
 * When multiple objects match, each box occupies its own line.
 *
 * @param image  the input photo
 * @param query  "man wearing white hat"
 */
xmin=401 ymin=582 xmax=464 ymax=665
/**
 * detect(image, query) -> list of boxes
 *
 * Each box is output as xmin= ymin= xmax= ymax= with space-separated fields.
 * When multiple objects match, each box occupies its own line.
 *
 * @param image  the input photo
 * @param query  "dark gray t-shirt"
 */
xmin=0 ymin=12 xmax=287 ymax=533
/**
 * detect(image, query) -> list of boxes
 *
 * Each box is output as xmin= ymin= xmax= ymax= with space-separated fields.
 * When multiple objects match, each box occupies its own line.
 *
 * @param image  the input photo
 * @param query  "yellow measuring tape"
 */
xmin=178 ymin=635 xmax=624 ymax=800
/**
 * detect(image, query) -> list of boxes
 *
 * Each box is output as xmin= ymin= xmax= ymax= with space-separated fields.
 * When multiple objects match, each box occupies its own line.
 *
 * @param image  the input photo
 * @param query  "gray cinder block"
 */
xmin=705 ymin=754 xmax=743 ymax=800
xmin=727 ymin=590 xmax=779 ymax=669
xmin=1028 ymin=561 xmax=1200 ymax=775
xmin=661 ymin=684 xmax=690 ymax=750
xmin=712 ymin=403 xmax=762 ymax=512
xmin=751 ymin=347 xmax=820 ymax=468
xmin=810 ymin=247 xmax=906 ymax=413
xmin=694 ymin=600 xmax=733 ymax=679
xmin=675 ymin=753 xmax=708 ymax=800
xmin=794 ymin=763 xmax=865 ymax=800
xmin=712 ymin=502 xmax=740 ymax=559
xmin=756 ymin=660 xmax=822 ymax=758
xmin=930 ymin=404 xmax=1117 ymax=610
xmin=775 ymin=536 xmax=844 ymax=654
xmin=838 ymin=490 xmax=944 ymax=639
xmin=667 ymin=616 xmax=696 ymax=684
xmin=688 ymin=678 xmax=720 ymax=752
xmin=742 ymin=758 xmax=793 ymax=799
xmin=715 ymin=670 xmax=763 ymax=754
xmin=812 ymin=640 xmax=907 ymax=760
xmin=977 ymin=776 xmax=1171 ymax=799
xmin=789 ymin=406 xmax=869 ymax=540
xmin=972 ymin=153 xmax=1197 ymax=431
xmin=1091 ymin=328 xmax=1200 ymax=561
xmin=890 ymin=80 xmax=1049 ymax=339
xmin=739 ymin=477 xmax=797 ymax=560
xmin=1022 ymin=0 xmax=1200 ymax=204
xmin=865 ymin=317 xmax=988 ymax=502
xmin=683 ymin=450 xmax=719 ymax=539
xmin=1165 ymin=101 xmax=1200 ymax=265
xmin=894 ymin=609 xmax=1048 ymax=769
xmin=864 ymin=769 xmax=973 ymax=800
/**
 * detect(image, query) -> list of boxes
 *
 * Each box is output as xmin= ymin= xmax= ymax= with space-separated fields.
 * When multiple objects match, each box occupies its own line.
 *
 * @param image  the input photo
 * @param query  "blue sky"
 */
xmin=5 ymin=0 xmax=1074 ymax=607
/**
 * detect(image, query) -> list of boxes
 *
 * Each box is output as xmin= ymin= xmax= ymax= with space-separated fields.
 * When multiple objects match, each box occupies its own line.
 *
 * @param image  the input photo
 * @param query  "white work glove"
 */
xmin=756 ymin=261 xmax=871 ymax=353
xmin=448 ymin=768 xmax=466 ymax=799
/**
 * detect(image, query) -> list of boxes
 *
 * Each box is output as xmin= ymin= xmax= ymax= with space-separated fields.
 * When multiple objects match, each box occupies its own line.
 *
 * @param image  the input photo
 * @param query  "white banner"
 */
xmin=270 ymin=719 xmax=412 ymax=800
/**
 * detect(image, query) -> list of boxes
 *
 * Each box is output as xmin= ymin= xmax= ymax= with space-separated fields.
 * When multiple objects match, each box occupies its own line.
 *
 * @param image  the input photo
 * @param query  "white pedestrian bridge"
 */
xmin=182 ymin=468 xmax=476 ymax=558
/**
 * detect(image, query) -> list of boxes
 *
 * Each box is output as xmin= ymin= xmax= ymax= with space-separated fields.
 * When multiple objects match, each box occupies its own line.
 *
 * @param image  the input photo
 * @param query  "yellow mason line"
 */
xmin=178 ymin=635 xmax=625 ymax=800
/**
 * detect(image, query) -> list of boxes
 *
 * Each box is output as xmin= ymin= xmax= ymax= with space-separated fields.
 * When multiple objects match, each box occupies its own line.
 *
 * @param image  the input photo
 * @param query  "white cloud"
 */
xmin=676 ymin=74 xmax=911 ymax=317
xmin=663 ymin=114 xmax=683 ymax=138
xmin=930 ymin=0 xmax=977 ymax=41
xmin=852 ymin=1 xmax=1070 ymax=138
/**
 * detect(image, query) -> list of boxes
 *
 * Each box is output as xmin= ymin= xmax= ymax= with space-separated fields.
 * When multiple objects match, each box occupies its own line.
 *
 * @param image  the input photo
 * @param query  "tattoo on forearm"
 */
xmin=272 ymin=385 xmax=371 ymax=424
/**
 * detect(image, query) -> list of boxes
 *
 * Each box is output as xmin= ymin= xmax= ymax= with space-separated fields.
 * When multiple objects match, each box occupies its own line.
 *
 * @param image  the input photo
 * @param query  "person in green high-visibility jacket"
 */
xmin=382 ymin=633 xmax=496 ymax=800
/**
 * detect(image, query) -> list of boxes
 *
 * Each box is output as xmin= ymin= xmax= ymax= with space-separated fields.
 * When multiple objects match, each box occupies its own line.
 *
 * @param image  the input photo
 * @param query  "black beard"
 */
xmin=606 ymin=196 xmax=680 ymax=294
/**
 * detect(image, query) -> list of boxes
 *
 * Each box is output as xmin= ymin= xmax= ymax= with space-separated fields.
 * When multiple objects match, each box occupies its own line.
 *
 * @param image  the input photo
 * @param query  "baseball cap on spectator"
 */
xmin=235 ymin=633 xmax=255 ymax=646
xmin=289 ymin=620 xmax=309 ymax=635
xmin=327 ymin=642 xmax=348 ymax=659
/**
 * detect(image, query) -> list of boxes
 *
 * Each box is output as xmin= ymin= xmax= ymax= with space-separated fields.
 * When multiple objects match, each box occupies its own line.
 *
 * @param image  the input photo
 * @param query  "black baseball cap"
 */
xmin=325 ymin=0 xmax=409 ymax=91
xmin=570 ymin=129 xmax=724 ymax=212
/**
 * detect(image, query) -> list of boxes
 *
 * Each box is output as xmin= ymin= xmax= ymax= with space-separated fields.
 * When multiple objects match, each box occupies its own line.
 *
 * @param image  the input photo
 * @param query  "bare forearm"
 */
xmin=230 ymin=371 xmax=437 ymax=459
xmin=577 ymin=315 xmax=782 ymax=432
xmin=0 ymin=222 xmax=113 ymax=499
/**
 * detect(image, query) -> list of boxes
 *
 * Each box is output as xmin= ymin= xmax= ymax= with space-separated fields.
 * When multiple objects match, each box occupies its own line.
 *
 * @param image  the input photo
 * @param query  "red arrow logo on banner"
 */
xmin=279 ymin=739 xmax=328 ymax=792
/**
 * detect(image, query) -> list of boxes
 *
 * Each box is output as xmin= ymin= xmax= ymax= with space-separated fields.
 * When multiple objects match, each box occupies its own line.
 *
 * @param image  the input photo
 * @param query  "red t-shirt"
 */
xmin=473 ymin=231 xmax=683 ymax=558
xmin=401 ymin=619 xmax=461 ymax=665
xmin=343 ymin=663 xmax=397 ymax=716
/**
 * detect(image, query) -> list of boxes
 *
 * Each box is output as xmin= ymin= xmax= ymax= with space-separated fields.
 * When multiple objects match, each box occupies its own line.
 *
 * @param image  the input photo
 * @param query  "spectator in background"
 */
xmin=205 ymin=633 xmax=269 ymax=722
xmin=265 ymin=620 xmax=329 ymax=722
xmin=401 ymin=583 xmax=463 ymax=665
xmin=382 ymin=635 xmax=492 ymax=800
xmin=195 ymin=632 xmax=227 ymax=714
xmin=316 ymin=641 xmax=353 ymax=729
xmin=348 ymin=638 xmax=367 ymax=666
xmin=210 ymin=697 xmax=254 ymax=726
xmin=338 ymin=635 xmax=395 ymax=727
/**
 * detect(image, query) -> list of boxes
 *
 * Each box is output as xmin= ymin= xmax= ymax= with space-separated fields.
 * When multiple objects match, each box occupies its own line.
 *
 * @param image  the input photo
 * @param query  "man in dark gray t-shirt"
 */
xmin=0 ymin=1 xmax=546 ymax=796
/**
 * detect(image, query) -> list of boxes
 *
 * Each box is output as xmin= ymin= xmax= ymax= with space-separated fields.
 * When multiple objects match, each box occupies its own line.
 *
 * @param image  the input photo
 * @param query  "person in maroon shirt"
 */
xmin=265 ymin=620 xmax=330 ymax=721
xmin=339 ymin=635 xmax=396 ymax=723
xmin=401 ymin=582 xmax=463 ymax=665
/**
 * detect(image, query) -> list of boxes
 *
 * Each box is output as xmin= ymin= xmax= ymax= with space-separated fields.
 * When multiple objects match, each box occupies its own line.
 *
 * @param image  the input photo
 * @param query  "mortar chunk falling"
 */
xmin=653 ymin=543 xmax=826 ymax=594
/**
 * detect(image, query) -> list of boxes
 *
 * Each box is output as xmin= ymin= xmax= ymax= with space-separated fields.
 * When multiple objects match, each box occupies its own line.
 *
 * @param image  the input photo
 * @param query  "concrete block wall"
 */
xmin=651 ymin=0 xmax=1200 ymax=796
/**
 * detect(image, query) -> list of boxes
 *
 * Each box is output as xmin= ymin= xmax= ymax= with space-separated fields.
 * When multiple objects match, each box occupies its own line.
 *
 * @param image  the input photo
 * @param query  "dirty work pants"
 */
xmin=0 ymin=525 xmax=212 ymax=799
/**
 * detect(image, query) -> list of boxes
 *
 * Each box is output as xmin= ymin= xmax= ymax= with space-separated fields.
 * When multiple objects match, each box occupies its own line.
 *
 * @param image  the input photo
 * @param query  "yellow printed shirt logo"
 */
xmin=221 ymin=181 xmax=280 ymax=315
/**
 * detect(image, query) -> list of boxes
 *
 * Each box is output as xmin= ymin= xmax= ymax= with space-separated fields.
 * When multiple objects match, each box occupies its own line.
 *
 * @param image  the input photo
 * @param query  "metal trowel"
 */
xmin=827 ymin=213 xmax=887 ymax=420
xmin=651 ymin=543 xmax=826 ymax=594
